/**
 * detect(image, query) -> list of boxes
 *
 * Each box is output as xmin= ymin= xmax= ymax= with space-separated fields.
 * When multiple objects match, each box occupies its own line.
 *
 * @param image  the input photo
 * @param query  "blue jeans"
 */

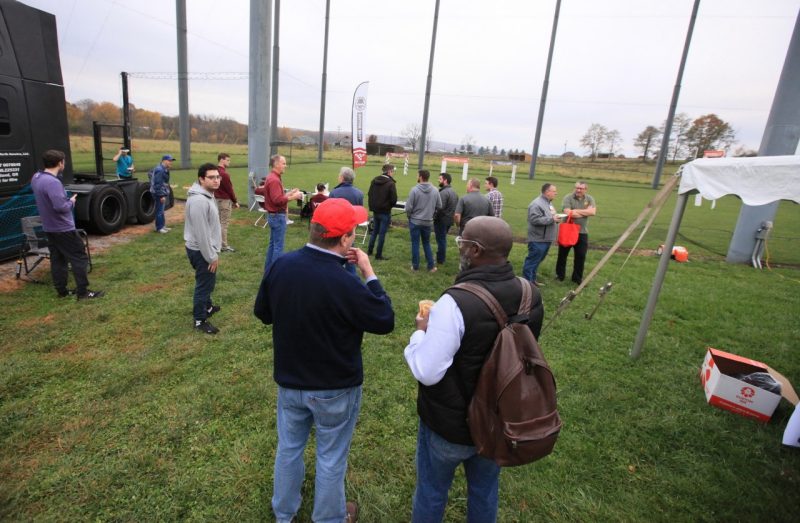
xmin=409 ymin=222 xmax=434 ymax=270
xmin=412 ymin=420 xmax=500 ymax=523
xmin=367 ymin=212 xmax=390 ymax=257
xmin=186 ymin=248 xmax=216 ymax=322
xmin=522 ymin=241 xmax=551 ymax=282
xmin=154 ymin=196 xmax=165 ymax=231
xmin=265 ymin=212 xmax=287 ymax=271
xmin=272 ymin=385 xmax=362 ymax=523
xmin=433 ymin=221 xmax=451 ymax=264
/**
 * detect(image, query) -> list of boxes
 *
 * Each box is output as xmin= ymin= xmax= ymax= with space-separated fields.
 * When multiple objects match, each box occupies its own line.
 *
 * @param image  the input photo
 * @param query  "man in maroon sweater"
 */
xmin=215 ymin=153 xmax=239 ymax=252
xmin=262 ymin=154 xmax=303 ymax=271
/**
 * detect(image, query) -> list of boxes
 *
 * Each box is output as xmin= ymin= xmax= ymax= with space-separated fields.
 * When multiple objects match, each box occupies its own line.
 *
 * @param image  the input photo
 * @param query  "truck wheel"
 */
xmin=89 ymin=185 xmax=128 ymax=234
xmin=135 ymin=182 xmax=156 ymax=224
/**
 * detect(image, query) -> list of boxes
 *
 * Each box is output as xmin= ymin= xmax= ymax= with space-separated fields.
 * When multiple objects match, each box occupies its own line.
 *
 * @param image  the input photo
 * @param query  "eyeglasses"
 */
xmin=455 ymin=236 xmax=485 ymax=250
xmin=205 ymin=175 xmax=221 ymax=180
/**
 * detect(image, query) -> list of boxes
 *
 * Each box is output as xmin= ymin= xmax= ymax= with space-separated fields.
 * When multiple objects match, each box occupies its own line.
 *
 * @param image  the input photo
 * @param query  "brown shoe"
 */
xmin=345 ymin=501 xmax=358 ymax=522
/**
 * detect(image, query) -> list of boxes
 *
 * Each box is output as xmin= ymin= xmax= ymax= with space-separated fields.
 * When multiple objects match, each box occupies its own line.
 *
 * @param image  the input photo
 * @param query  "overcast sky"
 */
xmin=22 ymin=0 xmax=800 ymax=156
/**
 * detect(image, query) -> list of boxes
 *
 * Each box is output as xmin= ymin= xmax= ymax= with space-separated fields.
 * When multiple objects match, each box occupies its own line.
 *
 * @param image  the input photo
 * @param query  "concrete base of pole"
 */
xmin=726 ymin=202 xmax=779 ymax=264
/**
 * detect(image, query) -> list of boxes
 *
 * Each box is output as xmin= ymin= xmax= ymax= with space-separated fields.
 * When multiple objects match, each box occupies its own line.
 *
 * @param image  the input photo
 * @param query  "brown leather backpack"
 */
xmin=452 ymin=278 xmax=561 ymax=467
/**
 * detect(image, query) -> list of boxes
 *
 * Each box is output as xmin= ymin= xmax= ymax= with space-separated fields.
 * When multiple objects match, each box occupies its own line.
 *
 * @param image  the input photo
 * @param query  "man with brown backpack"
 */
xmin=404 ymin=216 xmax=560 ymax=522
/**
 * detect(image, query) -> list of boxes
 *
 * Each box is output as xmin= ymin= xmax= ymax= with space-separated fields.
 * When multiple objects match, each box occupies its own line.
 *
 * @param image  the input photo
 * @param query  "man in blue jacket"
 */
xmin=150 ymin=154 xmax=174 ymax=233
xmin=254 ymin=198 xmax=395 ymax=523
xmin=329 ymin=166 xmax=364 ymax=206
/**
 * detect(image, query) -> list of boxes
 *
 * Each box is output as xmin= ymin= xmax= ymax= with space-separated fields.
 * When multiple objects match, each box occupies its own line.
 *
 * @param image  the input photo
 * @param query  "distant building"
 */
xmin=508 ymin=152 xmax=532 ymax=162
xmin=367 ymin=142 xmax=405 ymax=155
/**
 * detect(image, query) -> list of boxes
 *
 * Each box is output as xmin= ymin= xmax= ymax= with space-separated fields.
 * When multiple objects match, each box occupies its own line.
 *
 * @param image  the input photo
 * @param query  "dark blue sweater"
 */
xmin=329 ymin=182 xmax=364 ymax=206
xmin=254 ymin=245 xmax=395 ymax=390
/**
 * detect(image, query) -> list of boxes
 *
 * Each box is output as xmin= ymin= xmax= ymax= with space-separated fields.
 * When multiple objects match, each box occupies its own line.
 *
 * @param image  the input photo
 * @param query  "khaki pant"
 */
xmin=216 ymin=198 xmax=233 ymax=248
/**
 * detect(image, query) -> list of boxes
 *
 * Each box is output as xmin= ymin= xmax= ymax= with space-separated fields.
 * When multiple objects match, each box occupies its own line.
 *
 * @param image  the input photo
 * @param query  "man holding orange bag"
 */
xmin=555 ymin=181 xmax=596 ymax=285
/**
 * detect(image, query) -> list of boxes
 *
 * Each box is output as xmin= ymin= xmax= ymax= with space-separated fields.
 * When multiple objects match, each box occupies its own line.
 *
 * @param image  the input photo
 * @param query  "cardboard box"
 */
xmin=700 ymin=348 xmax=797 ymax=422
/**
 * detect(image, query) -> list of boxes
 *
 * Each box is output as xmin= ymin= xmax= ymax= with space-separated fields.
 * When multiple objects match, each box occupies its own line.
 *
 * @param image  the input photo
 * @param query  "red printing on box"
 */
xmin=709 ymin=394 xmax=771 ymax=423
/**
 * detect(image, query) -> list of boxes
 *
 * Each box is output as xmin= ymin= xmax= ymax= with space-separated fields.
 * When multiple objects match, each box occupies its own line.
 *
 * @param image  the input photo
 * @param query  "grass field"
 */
xmin=2 ymin=138 xmax=799 ymax=521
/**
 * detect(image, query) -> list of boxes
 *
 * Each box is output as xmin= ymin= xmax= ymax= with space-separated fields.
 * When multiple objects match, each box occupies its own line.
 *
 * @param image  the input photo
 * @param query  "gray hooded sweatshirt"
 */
xmin=406 ymin=182 xmax=442 ymax=227
xmin=184 ymin=182 xmax=221 ymax=263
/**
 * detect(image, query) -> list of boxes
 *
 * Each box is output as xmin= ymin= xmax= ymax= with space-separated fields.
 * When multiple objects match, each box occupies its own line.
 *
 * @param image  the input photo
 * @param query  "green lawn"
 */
xmin=2 ymin=141 xmax=799 ymax=521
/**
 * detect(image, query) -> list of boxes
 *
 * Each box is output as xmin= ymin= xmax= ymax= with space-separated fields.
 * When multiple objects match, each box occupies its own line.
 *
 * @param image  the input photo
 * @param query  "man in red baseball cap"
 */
xmin=255 ymin=197 xmax=395 ymax=523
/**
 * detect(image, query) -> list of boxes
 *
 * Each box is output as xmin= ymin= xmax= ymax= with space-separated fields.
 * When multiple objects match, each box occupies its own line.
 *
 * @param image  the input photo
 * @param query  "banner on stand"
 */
xmin=351 ymin=81 xmax=369 ymax=168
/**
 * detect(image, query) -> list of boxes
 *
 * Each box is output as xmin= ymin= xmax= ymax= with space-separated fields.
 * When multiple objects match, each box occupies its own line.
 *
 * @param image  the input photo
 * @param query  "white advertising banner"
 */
xmin=351 ymin=81 xmax=369 ymax=168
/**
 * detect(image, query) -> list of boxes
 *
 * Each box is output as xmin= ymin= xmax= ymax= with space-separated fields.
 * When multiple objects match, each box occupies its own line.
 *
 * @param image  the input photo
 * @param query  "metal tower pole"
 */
xmin=248 ymin=0 xmax=273 ymax=207
xmin=269 ymin=0 xmax=280 ymax=156
xmin=651 ymin=0 xmax=700 ymax=189
xmin=176 ymin=0 xmax=191 ymax=169
xmin=528 ymin=0 xmax=561 ymax=180
xmin=727 ymin=8 xmax=800 ymax=263
xmin=318 ymin=0 xmax=331 ymax=162
xmin=418 ymin=0 xmax=440 ymax=169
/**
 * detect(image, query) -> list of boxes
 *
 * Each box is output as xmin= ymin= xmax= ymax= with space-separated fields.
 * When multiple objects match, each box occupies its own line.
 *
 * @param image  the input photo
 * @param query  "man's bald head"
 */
xmin=463 ymin=216 xmax=513 ymax=261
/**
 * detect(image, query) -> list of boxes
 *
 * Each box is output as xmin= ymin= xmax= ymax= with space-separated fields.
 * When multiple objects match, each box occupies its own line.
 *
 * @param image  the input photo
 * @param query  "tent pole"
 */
xmin=630 ymin=191 xmax=690 ymax=359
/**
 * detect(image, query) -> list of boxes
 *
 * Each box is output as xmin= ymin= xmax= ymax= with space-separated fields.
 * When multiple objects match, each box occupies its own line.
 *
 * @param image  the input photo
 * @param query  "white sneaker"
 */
xmin=286 ymin=219 xmax=295 ymax=225
xmin=157 ymin=228 xmax=169 ymax=234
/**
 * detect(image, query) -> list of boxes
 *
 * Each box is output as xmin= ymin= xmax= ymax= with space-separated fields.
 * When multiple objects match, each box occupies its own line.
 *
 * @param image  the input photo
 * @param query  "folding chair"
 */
xmin=356 ymin=219 xmax=371 ymax=244
xmin=16 ymin=216 xmax=92 ymax=280
xmin=249 ymin=172 xmax=268 ymax=228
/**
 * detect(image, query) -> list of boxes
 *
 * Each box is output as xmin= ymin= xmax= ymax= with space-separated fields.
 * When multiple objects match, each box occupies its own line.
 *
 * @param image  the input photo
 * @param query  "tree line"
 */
xmin=66 ymin=99 xmax=249 ymax=144
xmin=581 ymin=113 xmax=749 ymax=162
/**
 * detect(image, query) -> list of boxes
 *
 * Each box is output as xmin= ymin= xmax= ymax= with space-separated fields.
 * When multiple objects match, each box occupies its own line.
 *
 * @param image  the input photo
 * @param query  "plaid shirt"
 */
xmin=487 ymin=189 xmax=504 ymax=218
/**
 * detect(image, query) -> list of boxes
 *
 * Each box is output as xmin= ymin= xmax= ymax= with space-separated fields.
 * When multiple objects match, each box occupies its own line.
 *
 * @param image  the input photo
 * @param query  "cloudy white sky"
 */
xmin=22 ymin=0 xmax=800 ymax=156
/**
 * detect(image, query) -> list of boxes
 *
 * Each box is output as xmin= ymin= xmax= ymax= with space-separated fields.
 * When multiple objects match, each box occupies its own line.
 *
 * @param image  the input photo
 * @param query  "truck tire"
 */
xmin=166 ymin=185 xmax=175 ymax=210
xmin=135 ymin=182 xmax=156 ymax=224
xmin=89 ymin=185 xmax=128 ymax=234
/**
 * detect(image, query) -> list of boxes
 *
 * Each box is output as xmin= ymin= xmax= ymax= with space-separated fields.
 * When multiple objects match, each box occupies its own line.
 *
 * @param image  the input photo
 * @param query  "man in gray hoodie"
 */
xmin=523 ymin=183 xmax=563 ymax=286
xmin=185 ymin=163 xmax=222 ymax=334
xmin=406 ymin=169 xmax=442 ymax=272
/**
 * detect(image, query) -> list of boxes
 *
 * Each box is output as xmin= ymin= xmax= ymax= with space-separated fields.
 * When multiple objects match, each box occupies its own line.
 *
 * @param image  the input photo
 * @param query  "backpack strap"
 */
xmin=451 ymin=282 xmax=507 ymax=329
xmin=451 ymin=277 xmax=533 ymax=328
xmin=510 ymin=277 xmax=533 ymax=324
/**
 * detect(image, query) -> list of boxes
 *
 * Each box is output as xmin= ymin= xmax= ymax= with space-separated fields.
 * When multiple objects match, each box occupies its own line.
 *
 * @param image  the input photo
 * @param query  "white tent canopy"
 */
xmin=679 ymin=155 xmax=800 ymax=205
xmin=631 ymin=155 xmax=800 ymax=359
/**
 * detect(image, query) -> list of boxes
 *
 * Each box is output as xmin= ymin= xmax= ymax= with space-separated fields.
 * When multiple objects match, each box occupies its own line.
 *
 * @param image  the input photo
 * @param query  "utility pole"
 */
xmin=418 ymin=0 xmax=440 ymax=169
xmin=248 ymin=0 xmax=273 ymax=207
xmin=528 ymin=0 xmax=562 ymax=179
xmin=651 ymin=0 xmax=700 ymax=188
xmin=176 ymin=0 xmax=191 ymax=169
xmin=727 ymin=9 xmax=800 ymax=263
xmin=269 ymin=0 xmax=280 ymax=156
xmin=318 ymin=0 xmax=331 ymax=162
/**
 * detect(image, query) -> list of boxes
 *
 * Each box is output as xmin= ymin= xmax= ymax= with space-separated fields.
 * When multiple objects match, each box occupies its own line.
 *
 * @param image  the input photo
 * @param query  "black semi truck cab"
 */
xmin=0 ymin=0 xmax=155 ymax=260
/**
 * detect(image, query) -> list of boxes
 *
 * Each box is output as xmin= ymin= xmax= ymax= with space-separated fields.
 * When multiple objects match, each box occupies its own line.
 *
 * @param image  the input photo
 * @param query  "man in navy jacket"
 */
xmin=254 ymin=198 xmax=395 ymax=523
